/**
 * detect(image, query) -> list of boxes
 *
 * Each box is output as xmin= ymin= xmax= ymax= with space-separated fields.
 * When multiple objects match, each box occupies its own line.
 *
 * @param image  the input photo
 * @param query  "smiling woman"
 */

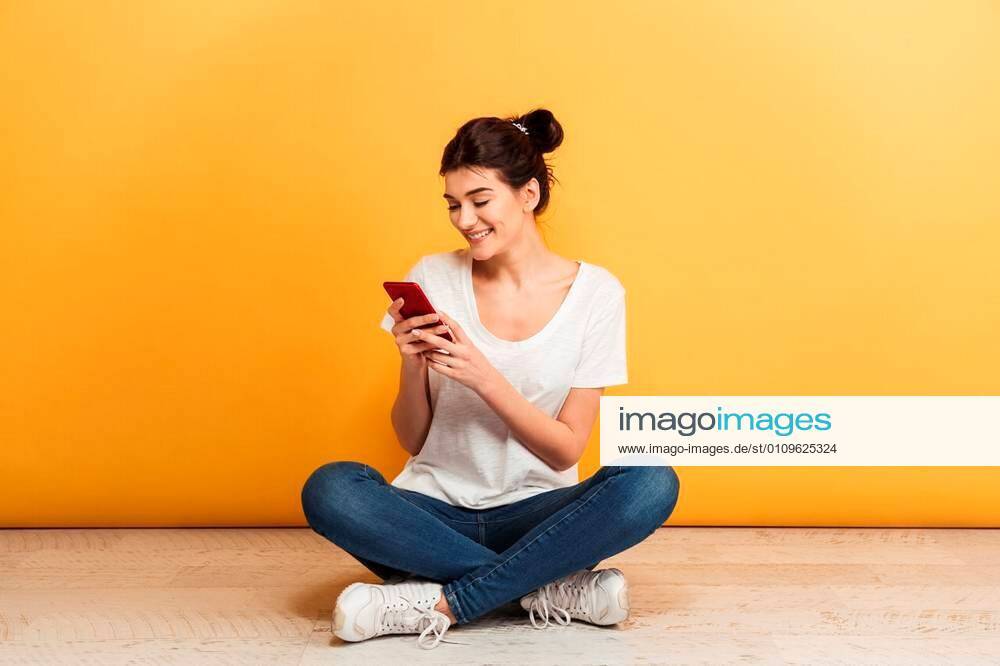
xmin=441 ymin=109 xmax=562 ymax=237
xmin=302 ymin=108 xmax=680 ymax=650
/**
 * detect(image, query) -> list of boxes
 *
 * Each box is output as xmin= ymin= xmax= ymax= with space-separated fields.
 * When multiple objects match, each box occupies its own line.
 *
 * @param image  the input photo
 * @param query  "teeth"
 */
xmin=469 ymin=229 xmax=492 ymax=239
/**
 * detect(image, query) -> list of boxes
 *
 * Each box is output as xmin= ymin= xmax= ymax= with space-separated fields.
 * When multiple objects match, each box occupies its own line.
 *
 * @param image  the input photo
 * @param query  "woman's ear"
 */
xmin=523 ymin=178 xmax=540 ymax=212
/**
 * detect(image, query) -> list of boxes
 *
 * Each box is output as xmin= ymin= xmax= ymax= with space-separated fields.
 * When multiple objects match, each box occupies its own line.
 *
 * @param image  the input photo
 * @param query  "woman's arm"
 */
xmin=389 ymin=357 xmax=433 ymax=456
xmin=479 ymin=379 xmax=603 ymax=472
xmin=416 ymin=312 xmax=606 ymax=472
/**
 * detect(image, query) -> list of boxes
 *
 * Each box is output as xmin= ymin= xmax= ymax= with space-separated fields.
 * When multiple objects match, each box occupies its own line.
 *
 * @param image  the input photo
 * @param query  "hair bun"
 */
xmin=440 ymin=108 xmax=565 ymax=216
xmin=519 ymin=108 xmax=564 ymax=154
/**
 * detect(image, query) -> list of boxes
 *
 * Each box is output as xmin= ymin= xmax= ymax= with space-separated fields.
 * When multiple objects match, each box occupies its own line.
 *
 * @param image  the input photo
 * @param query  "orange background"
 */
xmin=2 ymin=1 xmax=998 ymax=527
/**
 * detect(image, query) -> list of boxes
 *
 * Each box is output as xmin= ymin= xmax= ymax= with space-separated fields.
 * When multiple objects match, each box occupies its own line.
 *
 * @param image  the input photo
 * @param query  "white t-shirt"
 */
xmin=379 ymin=248 xmax=628 ymax=509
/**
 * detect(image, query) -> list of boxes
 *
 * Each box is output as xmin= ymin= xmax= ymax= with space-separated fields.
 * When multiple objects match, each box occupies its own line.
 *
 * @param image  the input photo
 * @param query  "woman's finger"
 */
xmin=406 ymin=340 xmax=442 ymax=353
xmin=423 ymin=350 xmax=444 ymax=365
xmin=403 ymin=312 xmax=442 ymax=329
xmin=423 ymin=350 xmax=458 ymax=366
xmin=410 ymin=328 xmax=459 ymax=354
xmin=436 ymin=312 xmax=465 ymax=343
xmin=399 ymin=325 xmax=450 ymax=349
xmin=426 ymin=355 xmax=456 ymax=376
xmin=387 ymin=297 xmax=404 ymax=321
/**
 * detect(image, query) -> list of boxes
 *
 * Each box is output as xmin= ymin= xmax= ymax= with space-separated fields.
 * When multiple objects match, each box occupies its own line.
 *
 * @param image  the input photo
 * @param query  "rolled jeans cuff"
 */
xmin=442 ymin=583 xmax=469 ymax=624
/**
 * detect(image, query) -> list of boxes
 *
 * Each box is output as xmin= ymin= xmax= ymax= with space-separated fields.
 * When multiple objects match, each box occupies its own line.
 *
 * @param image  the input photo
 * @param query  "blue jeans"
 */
xmin=300 ymin=462 xmax=680 ymax=625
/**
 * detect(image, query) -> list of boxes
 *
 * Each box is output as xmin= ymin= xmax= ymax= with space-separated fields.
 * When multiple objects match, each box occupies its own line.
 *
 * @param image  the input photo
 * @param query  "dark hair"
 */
xmin=439 ymin=108 xmax=564 ymax=216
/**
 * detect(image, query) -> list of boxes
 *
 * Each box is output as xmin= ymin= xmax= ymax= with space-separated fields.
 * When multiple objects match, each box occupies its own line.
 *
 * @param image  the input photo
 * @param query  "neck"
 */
xmin=472 ymin=221 xmax=554 ymax=290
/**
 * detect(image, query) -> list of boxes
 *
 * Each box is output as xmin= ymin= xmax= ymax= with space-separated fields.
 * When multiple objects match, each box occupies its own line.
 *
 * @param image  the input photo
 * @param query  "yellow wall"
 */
xmin=2 ymin=1 xmax=998 ymax=527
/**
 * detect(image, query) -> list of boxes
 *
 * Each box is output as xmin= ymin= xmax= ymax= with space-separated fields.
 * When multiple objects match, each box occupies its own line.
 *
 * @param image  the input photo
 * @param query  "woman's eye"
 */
xmin=447 ymin=201 xmax=490 ymax=211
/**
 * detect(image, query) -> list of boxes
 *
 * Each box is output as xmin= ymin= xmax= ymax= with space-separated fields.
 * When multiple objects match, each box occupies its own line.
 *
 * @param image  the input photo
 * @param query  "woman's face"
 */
xmin=443 ymin=166 xmax=538 ymax=258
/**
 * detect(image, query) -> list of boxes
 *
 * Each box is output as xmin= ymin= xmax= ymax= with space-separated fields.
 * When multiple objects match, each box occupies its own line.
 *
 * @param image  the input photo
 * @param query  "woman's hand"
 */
xmin=413 ymin=312 xmax=504 ymax=396
xmin=385 ymin=298 xmax=454 ymax=368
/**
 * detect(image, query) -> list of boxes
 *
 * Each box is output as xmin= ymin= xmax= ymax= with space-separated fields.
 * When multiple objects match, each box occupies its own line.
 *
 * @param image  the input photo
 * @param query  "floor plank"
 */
xmin=1 ymin=527 xmax=997 ymax=664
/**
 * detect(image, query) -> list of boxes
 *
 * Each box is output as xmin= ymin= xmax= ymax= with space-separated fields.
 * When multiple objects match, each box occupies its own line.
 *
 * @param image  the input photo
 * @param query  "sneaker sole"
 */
xmin=332 ymin=582 xmax=369 ymax=641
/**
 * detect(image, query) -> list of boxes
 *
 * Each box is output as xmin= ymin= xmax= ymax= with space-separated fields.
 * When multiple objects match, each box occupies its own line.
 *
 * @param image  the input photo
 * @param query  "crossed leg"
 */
xmin=301 ymin=461 xmax=680 ymax=624
xmin=301 ymin=461 xmax=497 ymax=583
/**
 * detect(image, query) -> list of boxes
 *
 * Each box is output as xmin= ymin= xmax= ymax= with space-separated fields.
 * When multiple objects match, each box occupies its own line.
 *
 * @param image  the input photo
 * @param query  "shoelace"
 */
xmin=526 ymin=575 xmax=598 ymax=629
xmin=391 ymin=595 xmax=468 ymax=649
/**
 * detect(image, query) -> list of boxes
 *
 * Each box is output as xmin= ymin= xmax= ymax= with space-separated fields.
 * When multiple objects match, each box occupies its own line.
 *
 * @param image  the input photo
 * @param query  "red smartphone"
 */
xmin=382 ymin=281 xmax=454 ymax=343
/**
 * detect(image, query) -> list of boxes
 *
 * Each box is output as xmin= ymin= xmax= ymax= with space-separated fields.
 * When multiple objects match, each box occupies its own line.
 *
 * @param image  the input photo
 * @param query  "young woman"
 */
xmin=301 ymin=108 xmax=680 ymax=650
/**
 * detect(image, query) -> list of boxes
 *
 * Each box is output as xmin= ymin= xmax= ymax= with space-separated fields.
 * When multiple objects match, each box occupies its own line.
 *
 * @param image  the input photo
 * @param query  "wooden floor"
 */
xmin=1 ymin=527 xmax=998 ymax=665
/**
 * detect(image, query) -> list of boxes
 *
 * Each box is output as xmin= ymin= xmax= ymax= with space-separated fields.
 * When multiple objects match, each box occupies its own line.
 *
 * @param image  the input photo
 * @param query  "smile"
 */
xmin=467 ymin=228 xmax=493 ymax=241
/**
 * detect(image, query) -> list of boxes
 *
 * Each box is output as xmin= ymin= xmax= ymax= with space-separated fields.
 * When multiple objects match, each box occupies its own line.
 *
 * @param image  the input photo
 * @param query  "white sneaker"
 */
xmin=333 ymin=580 xmax=458 ymax=649
xmin=520 ymin=568 xmax=630 ymax=628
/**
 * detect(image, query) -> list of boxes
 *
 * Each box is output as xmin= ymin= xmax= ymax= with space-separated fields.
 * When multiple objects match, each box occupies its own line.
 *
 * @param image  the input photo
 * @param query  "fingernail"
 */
xmin=412 ymin=329 xmax=420 ymax=336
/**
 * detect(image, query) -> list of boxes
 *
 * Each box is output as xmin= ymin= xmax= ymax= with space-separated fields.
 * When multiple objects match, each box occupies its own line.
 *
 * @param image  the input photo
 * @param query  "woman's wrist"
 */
xmin=402 ymin=354 xmax=427 ymax=372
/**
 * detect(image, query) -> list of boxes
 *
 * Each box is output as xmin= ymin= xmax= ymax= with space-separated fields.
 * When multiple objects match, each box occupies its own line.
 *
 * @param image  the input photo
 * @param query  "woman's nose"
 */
xmin=458 ymin=210 xmax=479 ymax=229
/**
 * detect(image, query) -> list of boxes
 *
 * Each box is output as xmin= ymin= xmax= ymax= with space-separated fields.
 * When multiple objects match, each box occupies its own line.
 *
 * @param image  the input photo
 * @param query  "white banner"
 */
xmin=599 ymin=396 xmax=1000 ymax=466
